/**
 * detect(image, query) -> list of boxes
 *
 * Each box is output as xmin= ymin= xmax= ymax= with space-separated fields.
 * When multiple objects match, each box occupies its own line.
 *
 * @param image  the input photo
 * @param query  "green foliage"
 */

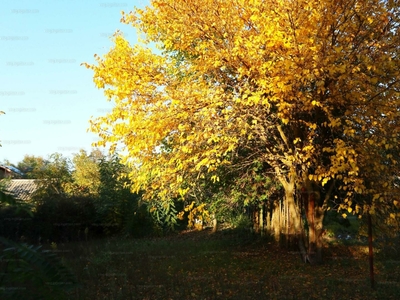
xmin=0 ymin=180 xmax=34 ymax=241
xmin=0 ymin=180 xmax=30 ymax=213
xmin=149 ymin=198 xmax=179 ymax=232
xmin=0 ymin=237 xmax=79 ymax=300
xmin=71 ymin=149 xmax=103 ymax=197
xmin=0 ymin=205 xmax=33 ymax=241
xmin=33 ymin=196 xmax=97 ymax=242
xmin=323 ymin=210 xmax=361 ymax=245
xmin=32 ymin=153 xmax=73 ymax=200
xmin=0 ymin=159 xmax=79 ymax=300
xmin=3 ymin=149 xmax=156 ymax=241
xmin=96 ymin=154 xmax=154 ymax=236
xmin=230 ymin=214 xmax=253 ymax=231
xmin=16 ymin=155 xmax=47 ymax=179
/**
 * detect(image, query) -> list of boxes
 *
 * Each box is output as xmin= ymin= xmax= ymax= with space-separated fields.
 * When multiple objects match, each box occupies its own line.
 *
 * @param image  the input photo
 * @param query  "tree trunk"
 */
xmin=285 ymin=184 xmax=302 ymax=250
xmin=271 ymin=201 xmax=281 ymax=242
xmin=211 ymin=214 xmax=218 ymax=233
xmin=274 ymin=169 xmax=303 ymax=249
xmin=266 ymin=203 xmax=271 ymax=232
xmin=259 ymin=204 xmax=264 ymax=236
xmin=253 ymin=206 xmax=259 ymax=233
xmin=307 ymin=192 xmax=317 ymax=262
xmin=302 ymin=180 xmax=332 ymax=264
xmin=314 ymin=206 xmax=325 ymax=264
xmin=368 ymin=212 xmax=375 ymax=289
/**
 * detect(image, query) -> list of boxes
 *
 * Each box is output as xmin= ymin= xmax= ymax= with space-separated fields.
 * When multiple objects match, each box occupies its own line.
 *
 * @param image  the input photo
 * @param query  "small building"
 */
xmin=0 ymin=166 xmax=12 ymax=179
xmin=0 ymin=165 xmax=24 ymax=179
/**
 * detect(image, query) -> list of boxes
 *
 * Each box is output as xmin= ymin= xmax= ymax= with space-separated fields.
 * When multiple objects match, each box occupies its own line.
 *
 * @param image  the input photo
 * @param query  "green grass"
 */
xmin=34 ymin=229 xmax=400 ymax=299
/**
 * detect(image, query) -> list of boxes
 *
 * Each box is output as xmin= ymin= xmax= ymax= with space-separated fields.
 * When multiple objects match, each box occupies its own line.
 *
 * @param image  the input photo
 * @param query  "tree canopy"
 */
xmin=84 ymin=0 xmax=400 ymax=261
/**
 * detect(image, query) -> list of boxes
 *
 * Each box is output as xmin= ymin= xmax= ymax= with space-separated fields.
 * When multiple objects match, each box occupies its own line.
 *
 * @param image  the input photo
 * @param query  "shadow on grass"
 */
xmin=35 ymin=228 xmax=400 ymax=300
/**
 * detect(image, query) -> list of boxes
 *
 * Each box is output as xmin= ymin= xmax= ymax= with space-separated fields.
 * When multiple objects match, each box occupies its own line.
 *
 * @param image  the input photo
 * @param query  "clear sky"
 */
xmin=0 ymin=0 xmax=149 ymax=165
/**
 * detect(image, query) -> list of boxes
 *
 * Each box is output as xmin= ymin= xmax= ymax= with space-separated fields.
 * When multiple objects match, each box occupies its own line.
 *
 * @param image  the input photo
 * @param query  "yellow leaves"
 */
xmin=372 ymin=193 xmax=381 ymax=201
xmin=354 ymin=186 xmax=363 ymax=194
xmin=334 ymin=46 xmax=343 ymax=54
xmin=177 ymin=211 xmax=185 ymax=220
xmin=321 ymin=177 xmax=329 ymax=186
xmin=85 ymin=0 xmax=400 ymax=217
xmin=309 ymin=123 xmax=317 ymax=130
xmin=311 ymin=100 xmax=320 ymax=107
xmin=366 ymin=16 xmax=374 ymax=24
xmin=307 ymin=173 xmax=329 ymax=186
xmin=322 ymin=147 xmax=334 ymax=153
xmin=211 ymin=175 xmax=219 ymax=183
xmin=184 ymin=201 xmax=210 ymax=230
xmin=329 ymin=118 xmax=341 ymax=128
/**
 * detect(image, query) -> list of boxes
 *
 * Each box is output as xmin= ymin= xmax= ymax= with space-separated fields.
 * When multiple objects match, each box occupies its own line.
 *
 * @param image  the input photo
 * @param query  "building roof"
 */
xmin=5 ymin=165 xmax=24 ymax=176
xmin=2 ymin=179 xmax=38 ymax=201
xmin=0 ymin=165 xmax=24 ymax=178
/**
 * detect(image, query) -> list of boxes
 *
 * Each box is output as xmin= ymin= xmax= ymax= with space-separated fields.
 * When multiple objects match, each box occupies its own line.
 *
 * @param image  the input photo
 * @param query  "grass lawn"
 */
xmin=45 ymin=228 xmax=400 ymax=300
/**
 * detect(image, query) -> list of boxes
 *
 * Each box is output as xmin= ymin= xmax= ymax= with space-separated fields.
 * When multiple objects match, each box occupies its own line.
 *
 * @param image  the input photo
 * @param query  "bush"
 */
xmin=33 ymin=196 xmax=97 ymax=243
xmin=0 ymin=237 xmax=78 ymax=300
xmin=0 ymin=206 xmax=33 ymax=242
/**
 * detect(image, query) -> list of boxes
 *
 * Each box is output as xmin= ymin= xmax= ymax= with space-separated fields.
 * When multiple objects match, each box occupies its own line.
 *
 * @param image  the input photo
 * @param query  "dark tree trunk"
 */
xmin=211 ymin=215 xmax=218 ymax=233
xmin=300 ymin=180 xmax=333 ymax=264
xmin=259 ymin=204 xmax=264 ymax=236
xmin=368 ymin=212 xmax=375 ymax=289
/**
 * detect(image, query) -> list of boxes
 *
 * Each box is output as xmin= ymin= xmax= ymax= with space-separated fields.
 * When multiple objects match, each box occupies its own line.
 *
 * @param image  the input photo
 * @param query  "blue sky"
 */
xmin=0 ymin=0 xmax=149 ymax=165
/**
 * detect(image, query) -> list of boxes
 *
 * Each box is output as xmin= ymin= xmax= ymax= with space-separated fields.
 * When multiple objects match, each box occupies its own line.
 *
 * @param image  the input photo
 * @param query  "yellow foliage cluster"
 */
xmin=85 ymin=0 xmax=400 ymax=217
xmin=178 ymin=201 xmax=210 ymax=230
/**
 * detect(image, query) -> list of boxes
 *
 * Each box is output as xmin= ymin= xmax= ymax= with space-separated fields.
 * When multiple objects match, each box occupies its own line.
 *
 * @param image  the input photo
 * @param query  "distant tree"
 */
xmin=71 ymin=149 xmax=104 ymax=197
xmin=0 ymin=112 xmax=78 ymax=299
xmin=32 ymin=153 xmax=73 ymax=200
xmin=17 ymin=154 xmax=47 ymax=178
xmin=0 ymin=159 xmax=13 ymax=167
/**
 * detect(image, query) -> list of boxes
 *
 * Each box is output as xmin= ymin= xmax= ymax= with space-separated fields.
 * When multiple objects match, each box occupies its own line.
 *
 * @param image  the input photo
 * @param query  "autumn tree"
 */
xmin=84 ymin=0 xmax=400 ymax=263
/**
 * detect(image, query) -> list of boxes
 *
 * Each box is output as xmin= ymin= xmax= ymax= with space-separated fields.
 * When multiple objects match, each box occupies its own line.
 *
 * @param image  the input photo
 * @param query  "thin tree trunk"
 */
xmin=259 ymin=204 xmax=264 ymax=236
xmin=211 ymin=214 xmax=218 ymax=233
xmin=254 ymin=206 xmax=259 ymax=233
xmin=368 ymin=212 xmax=375 ymax=289
xmin=314 ymin=209 xmax=325 ymax=264
xmin=307 ymin=192 xmax=317 ymax=262
xmin=271 ymin=201 xmax=281 ymax=242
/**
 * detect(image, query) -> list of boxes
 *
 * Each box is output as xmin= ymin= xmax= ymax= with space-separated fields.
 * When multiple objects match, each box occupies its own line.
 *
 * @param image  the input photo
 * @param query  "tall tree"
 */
xmin=84 ymin=0 xmax=400 ymax=262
